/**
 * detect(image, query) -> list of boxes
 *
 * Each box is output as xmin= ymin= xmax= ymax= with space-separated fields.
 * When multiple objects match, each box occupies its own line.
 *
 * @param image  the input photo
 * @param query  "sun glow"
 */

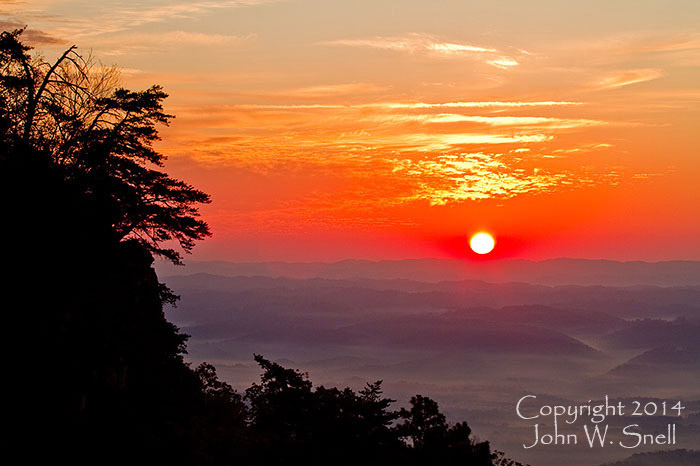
xmin=470 ymin=232 xmax=495 ymax=255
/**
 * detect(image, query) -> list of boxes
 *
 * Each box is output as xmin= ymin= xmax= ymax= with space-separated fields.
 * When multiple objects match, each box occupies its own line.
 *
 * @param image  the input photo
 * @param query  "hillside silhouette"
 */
xmin=1 ymin=29 xmax=522 ymax=465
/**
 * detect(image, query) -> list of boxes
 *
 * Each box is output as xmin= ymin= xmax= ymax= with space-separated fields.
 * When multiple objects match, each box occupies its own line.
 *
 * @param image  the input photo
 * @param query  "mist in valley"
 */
xmin=159 ymin=259 xmax=700 ymax=466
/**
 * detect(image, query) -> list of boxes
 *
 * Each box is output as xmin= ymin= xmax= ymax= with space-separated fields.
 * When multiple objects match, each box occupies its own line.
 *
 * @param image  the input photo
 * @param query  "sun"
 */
xmin=470 ymin=232 xmax=495 ymax=255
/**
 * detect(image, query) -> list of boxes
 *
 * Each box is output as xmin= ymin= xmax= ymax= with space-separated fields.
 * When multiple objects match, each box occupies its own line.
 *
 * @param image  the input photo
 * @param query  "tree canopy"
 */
xmin=1 ymin=27 xmax=210 ymax=264
xmin=241 ymin=355 xmax=506 ymax=465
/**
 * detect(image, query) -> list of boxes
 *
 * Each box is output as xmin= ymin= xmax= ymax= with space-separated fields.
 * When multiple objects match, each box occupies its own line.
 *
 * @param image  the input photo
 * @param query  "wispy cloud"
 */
xmin=164 ymin=139 xmax=619 ymax=212
xmin=325 ymin=33 xmax=522 ymax=69
xmin=487 ymin=57 xmax=519 ymax=69
xmin=0 ymin=20 xmax=63 ymax=44
xmin=623 ymin=36 xmax=700 ymax=54
xmin=368 ymin=101 xmax=582 ymax=109
xmin=552 ymin=143 xmax=614 ymax=154
xmin=233 ymin=100 xmax=583 ymax=110
xmin=164 ymin=97 xmax=609 ymax=157
xmin=369 ymin=114 xmax=609 ymax=129
xmin=392 ymin=153 xmax=587 ymax=203
xmin=78 ymin=0 xmax=284 ymax=36
xmin=407 ymin=158 xmax=560 ymax=204
xmin=595 ymin=69 xmax=664 ymax=89
xmin=151 ymin=30 xmax=254 ymax=45
xmin=5 ymin=0 xmax=284 ymax=41
xmin=401 ymin=133 xmax=552 ymax=151
xmin=259 ymin=83 xmax=388 ymax=98
xmin=426 ymin=42 xmax=495 ymax=54
xmin=88 ymin=30 xmax=255 ymax=55
xmin=157 ymin=90 xmax=624 ymax=209
xmin=574 ymin=32 xmax=700 ymax=57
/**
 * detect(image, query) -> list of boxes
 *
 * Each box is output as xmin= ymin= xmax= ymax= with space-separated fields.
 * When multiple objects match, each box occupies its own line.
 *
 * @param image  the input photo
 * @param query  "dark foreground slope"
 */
xmin=3 ymin=149 xmax=247 ymax=464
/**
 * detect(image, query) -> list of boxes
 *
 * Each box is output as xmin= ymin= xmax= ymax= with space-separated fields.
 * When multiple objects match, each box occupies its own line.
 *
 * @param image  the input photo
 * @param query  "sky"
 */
xmin=4 ymin=0 xmax=700 ymax=261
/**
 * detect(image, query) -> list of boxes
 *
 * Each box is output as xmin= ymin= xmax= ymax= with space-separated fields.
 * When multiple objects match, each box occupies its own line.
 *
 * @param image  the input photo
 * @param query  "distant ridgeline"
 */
xmin=2 ymin=28 xmax=520 ymax=465
xmin=599 ymin=449 xmax=700 ymax=466
xmin=156 ymin=258 xmax=700 ymax=287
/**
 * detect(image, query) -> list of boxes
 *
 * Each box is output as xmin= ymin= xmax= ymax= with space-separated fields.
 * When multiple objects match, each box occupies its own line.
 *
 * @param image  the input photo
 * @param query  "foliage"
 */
xmin=242 ymin=355 xmax=503 ymax=465
xmin=0 ymin=27 xmax=210 ymax=265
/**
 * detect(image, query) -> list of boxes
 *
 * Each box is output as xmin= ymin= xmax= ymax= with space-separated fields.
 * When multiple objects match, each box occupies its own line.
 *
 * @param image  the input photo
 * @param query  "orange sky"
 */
xmin=5 ymin=0 xmax=700 ymax=261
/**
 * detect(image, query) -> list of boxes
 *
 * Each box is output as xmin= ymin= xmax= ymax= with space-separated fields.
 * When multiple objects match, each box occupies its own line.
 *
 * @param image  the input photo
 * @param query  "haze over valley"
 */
xmin=160 ymin=258 xmax=700 ymax=466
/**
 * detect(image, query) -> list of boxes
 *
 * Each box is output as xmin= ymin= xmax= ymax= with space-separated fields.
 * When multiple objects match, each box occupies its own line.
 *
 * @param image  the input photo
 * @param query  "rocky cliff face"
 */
xmin=3 ymin=148 xmax=210 ymax=463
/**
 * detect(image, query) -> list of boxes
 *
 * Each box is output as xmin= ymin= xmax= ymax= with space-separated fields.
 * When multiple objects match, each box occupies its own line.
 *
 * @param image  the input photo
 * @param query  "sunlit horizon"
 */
xmin=6 ymin=0 xmax=700 ymax=262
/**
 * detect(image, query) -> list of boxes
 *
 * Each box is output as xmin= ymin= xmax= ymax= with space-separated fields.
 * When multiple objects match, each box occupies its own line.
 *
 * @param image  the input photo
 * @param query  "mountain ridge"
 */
xmin=157 ymin=257 xmax=700 ymax=287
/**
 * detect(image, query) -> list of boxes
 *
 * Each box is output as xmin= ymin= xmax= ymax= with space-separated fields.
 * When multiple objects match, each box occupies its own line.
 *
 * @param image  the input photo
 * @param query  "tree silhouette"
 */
xmin=1 ymin=27 xmax=210 ymax=265
xmin=398 ymin=394 xmax=450 ymax=448
xmin=396 ymin=395 xmax=494 ymax=465
xmin=243 ymin=355 xmax=504 ymax=466
xmin=244 ymin=355 xmax=407 ymax=464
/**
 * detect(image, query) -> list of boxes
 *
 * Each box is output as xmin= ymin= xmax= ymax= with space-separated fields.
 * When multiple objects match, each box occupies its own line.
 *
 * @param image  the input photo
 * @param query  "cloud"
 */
xmin=155 ymin=30 xmax=254 ymax=45
xmin=233 ymin=100 xmax=583 ymax=110
xmin=325 ymin=33 xmax=521 ymax=69
xmin=369 ymin=114 xmax=608 ymax=129
xmin=487 ymin=57 xmax=519 ymax=69
xmin=87 ymin=30 xmax=254 ymax=55
xmin=84 ymin=0 xmax=282 ymax=36
xmin=163 ymin=98 xmax=610 ymax=158
xmin=392 ymin=153 xmax=577 ymax=203
xmin=8 ymin=0 xmax=284 ymax=39
xmin=158 ymin=90 xmax=622 ymax=207
xmin=369 ymin=101 xmax=582 ymax=109
xmin=0 ymin=20 xmax=64 ymax=44
xmin=578 ymin=32 xmax=700 ymax=57
xmin=624 ymin=36 xmax=700 ymax=54
xmin=552 ymin=143 xmax=614 ymax=154
xmin=262 ymin=83 xmax=388 ymax=98
xmin=595 ymin=69 xmax=664 ymax=89
xmin=426 ymin=42 xmax=496 ymax=54
xmin=401 ymin=133 xmax=553 ymax=151
xmin=165 ymin=141 xmax=617 ymax=211
xmin=327 ymin=37 xmax=418 ymax=52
